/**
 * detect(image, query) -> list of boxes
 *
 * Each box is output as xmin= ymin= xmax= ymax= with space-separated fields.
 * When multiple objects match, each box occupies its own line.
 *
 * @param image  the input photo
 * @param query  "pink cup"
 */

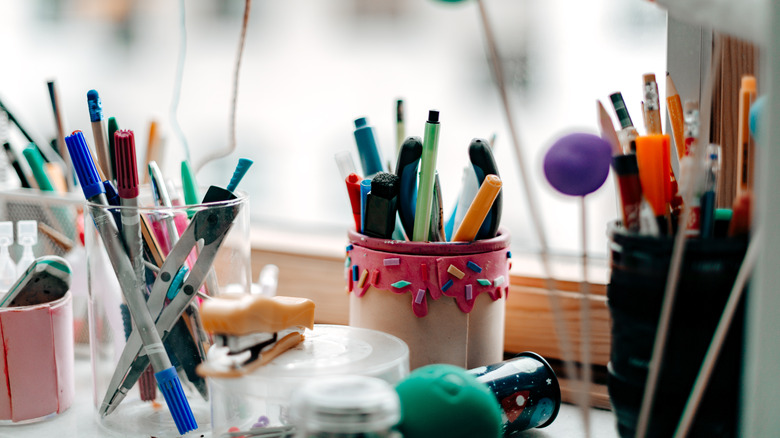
xmin=347 ymin=229 xmax=510 ymax=370
xmin=0 ymin=292 xmax=74 ymax=423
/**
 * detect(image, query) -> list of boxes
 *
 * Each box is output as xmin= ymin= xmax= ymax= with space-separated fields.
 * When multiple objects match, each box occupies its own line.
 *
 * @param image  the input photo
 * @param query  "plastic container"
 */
xmin=606 ymin=222 xmax=747 ymax=437
xmin=86 ymin=191 xmax=251 ymax=437
xmin=347 ymin=229 xmax=510 ymax=369
xmin=0 ymin=292 xmax=73 ymax=424
xmin=208 ymin=324 xmax=409 ymax=437
xmin=289 ymin=375 xmax=401 ymax=438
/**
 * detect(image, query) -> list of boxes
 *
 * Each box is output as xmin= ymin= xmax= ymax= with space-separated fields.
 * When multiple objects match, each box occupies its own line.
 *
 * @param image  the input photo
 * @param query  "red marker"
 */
xmin=612 ymin=154 xmax=643 ymax=232
xmin=346 ymin=173 xmax=363 ymax=232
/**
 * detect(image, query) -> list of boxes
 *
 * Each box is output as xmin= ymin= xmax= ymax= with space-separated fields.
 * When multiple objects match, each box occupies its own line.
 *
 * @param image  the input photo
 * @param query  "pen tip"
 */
xmin=427 ymin=110 xmax=439 ymax=123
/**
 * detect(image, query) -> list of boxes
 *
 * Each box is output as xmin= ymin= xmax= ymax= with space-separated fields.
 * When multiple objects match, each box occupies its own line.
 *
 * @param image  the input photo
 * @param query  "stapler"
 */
xmin=197 ymin=294 xmax=315 ymax=378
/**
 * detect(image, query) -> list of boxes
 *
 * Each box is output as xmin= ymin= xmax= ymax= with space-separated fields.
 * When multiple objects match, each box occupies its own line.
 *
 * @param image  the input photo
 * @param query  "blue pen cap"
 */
xmin=354 ymin=117 xmax=384 ymax=177
xmin=87 ymin=89 xmax=104 ymax=122
xmin=65 ymin=131 xmax=105 ymax=199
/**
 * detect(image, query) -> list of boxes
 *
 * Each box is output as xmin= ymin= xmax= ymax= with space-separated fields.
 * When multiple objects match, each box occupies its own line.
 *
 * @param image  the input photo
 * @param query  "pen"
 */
xmin=609 ymin=92 xmax=639 ymax=153
xmin=363 ymin=172 xmax=400 ymax=239
xmin=87 ymin=90 xmax=113 ymax=181
xmin=452 ymin=174 xmax=502 ymax=242
xmin=665 ymin=73 xmax=685 ymax=160
xmin=148 ymin=161 xmax=180 ymax=247
xmin=3 ymin=142 xmax=30 ymax=188
xmin=181 ymin=160 xmax=200 ymax=207
xmin=446 ymin=163 xmax=479 ymax=241
xmin=65 ymin=130 xmax=197 ymax=434
xmin=642 ymin=74 xmax=663 ymax=135
xmin=143 ymin=119 xmax=160 ymax=184
xmin=736 ymin=75 xmax=757 ymax=195
xmin=395 ymin=136 xmax=422 ymax=238
xmin=412 ymin=110 xmax=441 ymax=241
xmin=335 ymin=151 xmax=358 ymax=181
xmin=428 ymin=172 xmax=445 ymax=242
xmin=353 ymin=117 xmax=384 ymax=177
xmin=700 ymin=144 xmax=721 ymax=238
xmin=345 ymin=173 xmax=362 ymax=233
xmin=468 ymin=138 xmax=502 ymax=239
xmin=396 ymin=99 xmax=405 ymax=154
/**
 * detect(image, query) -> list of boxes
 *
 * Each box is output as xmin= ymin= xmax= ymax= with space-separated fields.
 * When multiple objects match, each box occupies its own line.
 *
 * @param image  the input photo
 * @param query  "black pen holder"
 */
xmin=85 ymin=189 xmax=251 ymax=438
xmin=606 ymin=221 xmax=748 ymax=438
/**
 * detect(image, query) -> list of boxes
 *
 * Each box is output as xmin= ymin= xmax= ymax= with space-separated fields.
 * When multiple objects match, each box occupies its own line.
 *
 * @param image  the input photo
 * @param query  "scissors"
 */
xmin=100 ymin=185 xmax=242 ymax=416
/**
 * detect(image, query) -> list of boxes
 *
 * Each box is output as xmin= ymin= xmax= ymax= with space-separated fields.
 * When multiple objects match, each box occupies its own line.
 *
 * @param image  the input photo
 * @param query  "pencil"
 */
xmin=666 ymin=73 xmax=685 ymax=160
xmin=452 ymin=174 xmax=502 ymax=242
xmin=643 ymin=73 xmax=663 ymax=135
xmin=597 ymin=100 xmax=621 ymax=156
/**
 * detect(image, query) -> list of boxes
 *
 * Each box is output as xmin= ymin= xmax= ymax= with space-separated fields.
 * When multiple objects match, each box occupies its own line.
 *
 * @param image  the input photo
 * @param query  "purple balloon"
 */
xmin=543 ymin=133 xmax=612 ymax=197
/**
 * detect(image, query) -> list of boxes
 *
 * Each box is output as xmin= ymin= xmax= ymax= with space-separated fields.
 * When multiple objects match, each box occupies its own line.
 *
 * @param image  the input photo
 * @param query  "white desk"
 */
xmin=0 ymin=354 xmax=619 ymax=438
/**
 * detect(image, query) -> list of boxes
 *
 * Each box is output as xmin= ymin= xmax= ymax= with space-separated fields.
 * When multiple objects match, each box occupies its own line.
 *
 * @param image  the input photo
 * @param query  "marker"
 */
xmin=87 ymin=90 xmax=112 ymax=181
xmin=108 ymin=116 xmax=119 ymax=182
xmin=609 ymin=92 xmax=639 ymax=153
xmin=345 ymin=173 xmax=363 ymax=233
xmin=114 ymin=130 xmax=144 ymax=294
xmin=468 ymin=138 xmax=502 ymax=239
xmin=396 ymin=99 xmax=405 ymax=153
xmin=635 ymin=135 xmax=671 ymax=234
xmin=395 ymin=136 xmax=422 ymax=238
xmin=412 ymin=110 xmax=440 ymax=241
xmin=65 ymin=130 xmax=196 ymax=434
xmin=143 ymin=119 xmax=161 ymax=184
xmin=642 ymin=74 xmax=663 ymax=135
xmin=2 ymin=142 xmax=30 ymax=188
xmin=363 ymin=172 xmax=400 ymax=239
xmin=736 ymin=75 xmax=757 ymax=195
xmin=611 ymin=154 xmax=643 ymax=232
xmin=353 ymin=117 xmax=384 ymax=177
xmin=181 ymin=160 xmax=200 ymax=207
xmin=22 ymin=143 xmax=54 ymax=192
xmin=360 ymin=178 xmax=371 ymax=234
xmin=666 ymin=73 xmax=685 ymax=160
xmin=452 ymin=174 xmax=502 ymax=242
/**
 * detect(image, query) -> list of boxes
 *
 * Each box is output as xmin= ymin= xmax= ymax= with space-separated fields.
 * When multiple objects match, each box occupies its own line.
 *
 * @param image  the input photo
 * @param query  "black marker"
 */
xmin=363 ymin=172 xmax=400 ymax=239
xmin=469 ymin=138 xmax=502 ymax=239
xmin=395 ymin=136 xmax=422 ymax=237
xmin=3 ymin=142 xmax=30 ymax=188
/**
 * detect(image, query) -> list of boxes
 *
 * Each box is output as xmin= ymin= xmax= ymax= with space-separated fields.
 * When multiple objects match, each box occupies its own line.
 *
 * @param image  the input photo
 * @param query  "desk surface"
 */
xmin=0 ymin=353 xmax=619 ymax=438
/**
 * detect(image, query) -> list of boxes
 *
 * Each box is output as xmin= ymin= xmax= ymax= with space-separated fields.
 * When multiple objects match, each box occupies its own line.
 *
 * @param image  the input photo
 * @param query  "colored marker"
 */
xmin=452 ymin=174 xmax=502 ymax=242
xmin=612 ymin=154 xmax=643 ymax=232
xmin=635 ymin=135 xmax=670 ymax=234
xmin=108 ymin=116 xmax=119 ymax=182
xmin=736 ymin=75 xmax=757 ymax=195
xmin=354 ymin=117 xmax=384 ymax=177
xmin=412 ymin=110 xmax=441 ymax=241
xmin=87 ymin=90 xmax=112 ymax=181
xmin=345 ymin=173 xmax=363 ymax=233
xmin=3 ymin=142 xmax=31 ymax=188
xmin=363 ymin=172 xmax=400 ymax=239
xmin=469 ymin=138 xmax=502 ymax=239
xmin=22 ymin=143 xmax=54 ymax=192
xmin=360 ymin=178 xmax=371 ymax=234
xmin=395 ymin=136 xmax=422 ymax=238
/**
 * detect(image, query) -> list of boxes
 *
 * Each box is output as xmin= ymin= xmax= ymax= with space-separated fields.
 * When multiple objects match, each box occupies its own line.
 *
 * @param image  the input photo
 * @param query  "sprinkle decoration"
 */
xmin=392 ymin=280 xmax=412 ymax=289
xmin=442 ymin=279 xmax=454 ymax=292
xmin=447 ymin=264 xmax=466 ymax=279
xmin=357 ymin=269 xmax=368 ymax=288
xmin=383 ymin=257 xmax=401 ymax=266
xmin=477 ymin=279 xmax=491 ymax=286
xmin=352 ymin=265 xmax=359 ymax=281
xmin=467 ymin=261 xmax=483 ymax=273
xmin=346 ymin=244 xmax=354 ymax=252
xmin=415 ymin=289 xmax=426 ymax=304
xmin=465 ymin=284 xmax=473 ymax=301
xmin=493 ymin=275 xmax=506 ymax=287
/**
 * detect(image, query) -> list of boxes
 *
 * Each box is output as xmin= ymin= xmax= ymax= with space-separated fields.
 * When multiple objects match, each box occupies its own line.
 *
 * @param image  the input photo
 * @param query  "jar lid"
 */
xmin=290 ymin=375 xmax=400 ymax=433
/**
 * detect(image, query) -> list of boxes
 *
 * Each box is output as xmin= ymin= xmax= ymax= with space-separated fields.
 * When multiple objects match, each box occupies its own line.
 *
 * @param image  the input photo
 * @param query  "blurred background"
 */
xmin=0 ymin=0 xmax=666 ymax=261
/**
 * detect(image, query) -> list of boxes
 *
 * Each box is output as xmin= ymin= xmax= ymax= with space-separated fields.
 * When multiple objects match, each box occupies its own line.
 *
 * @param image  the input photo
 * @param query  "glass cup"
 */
xmin=86 ymin=189 xmax=250 ymax=437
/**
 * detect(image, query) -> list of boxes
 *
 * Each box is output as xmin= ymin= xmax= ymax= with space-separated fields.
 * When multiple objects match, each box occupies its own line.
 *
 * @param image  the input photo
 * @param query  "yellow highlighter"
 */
xmin=451 ymin=174 xmax=502 ymax=242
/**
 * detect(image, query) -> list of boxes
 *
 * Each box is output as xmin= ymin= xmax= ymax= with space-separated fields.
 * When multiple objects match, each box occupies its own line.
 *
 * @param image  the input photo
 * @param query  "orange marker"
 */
xmin=736 ymin=75 xmax=757 ymax=195
xmin=666 ymin=73 xmax=685 ymax=160
xmin=452 ymin=174 xmax=502 ymax=242
xmin=636 ymin=135 xmax=671 ymax=232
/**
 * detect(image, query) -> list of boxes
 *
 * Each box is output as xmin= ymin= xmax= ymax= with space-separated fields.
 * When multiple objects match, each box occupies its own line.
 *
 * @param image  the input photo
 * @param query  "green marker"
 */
xmin=412 ymin=110 xmax=440 ymax=241
xmin=108 ymin=116 xmax=119 ymax=180
xmin=22 ymin=143 xmax=54 ymax=191
xmin=181 ymin=160 xmax=199 ymax=205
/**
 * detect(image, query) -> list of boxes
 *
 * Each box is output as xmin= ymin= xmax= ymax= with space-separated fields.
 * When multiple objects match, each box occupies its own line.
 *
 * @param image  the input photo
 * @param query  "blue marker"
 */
xmin=354 ymin=117 xmax=384 ymax=177
xmin=360 ymin=178 xmax=372 ymax=234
